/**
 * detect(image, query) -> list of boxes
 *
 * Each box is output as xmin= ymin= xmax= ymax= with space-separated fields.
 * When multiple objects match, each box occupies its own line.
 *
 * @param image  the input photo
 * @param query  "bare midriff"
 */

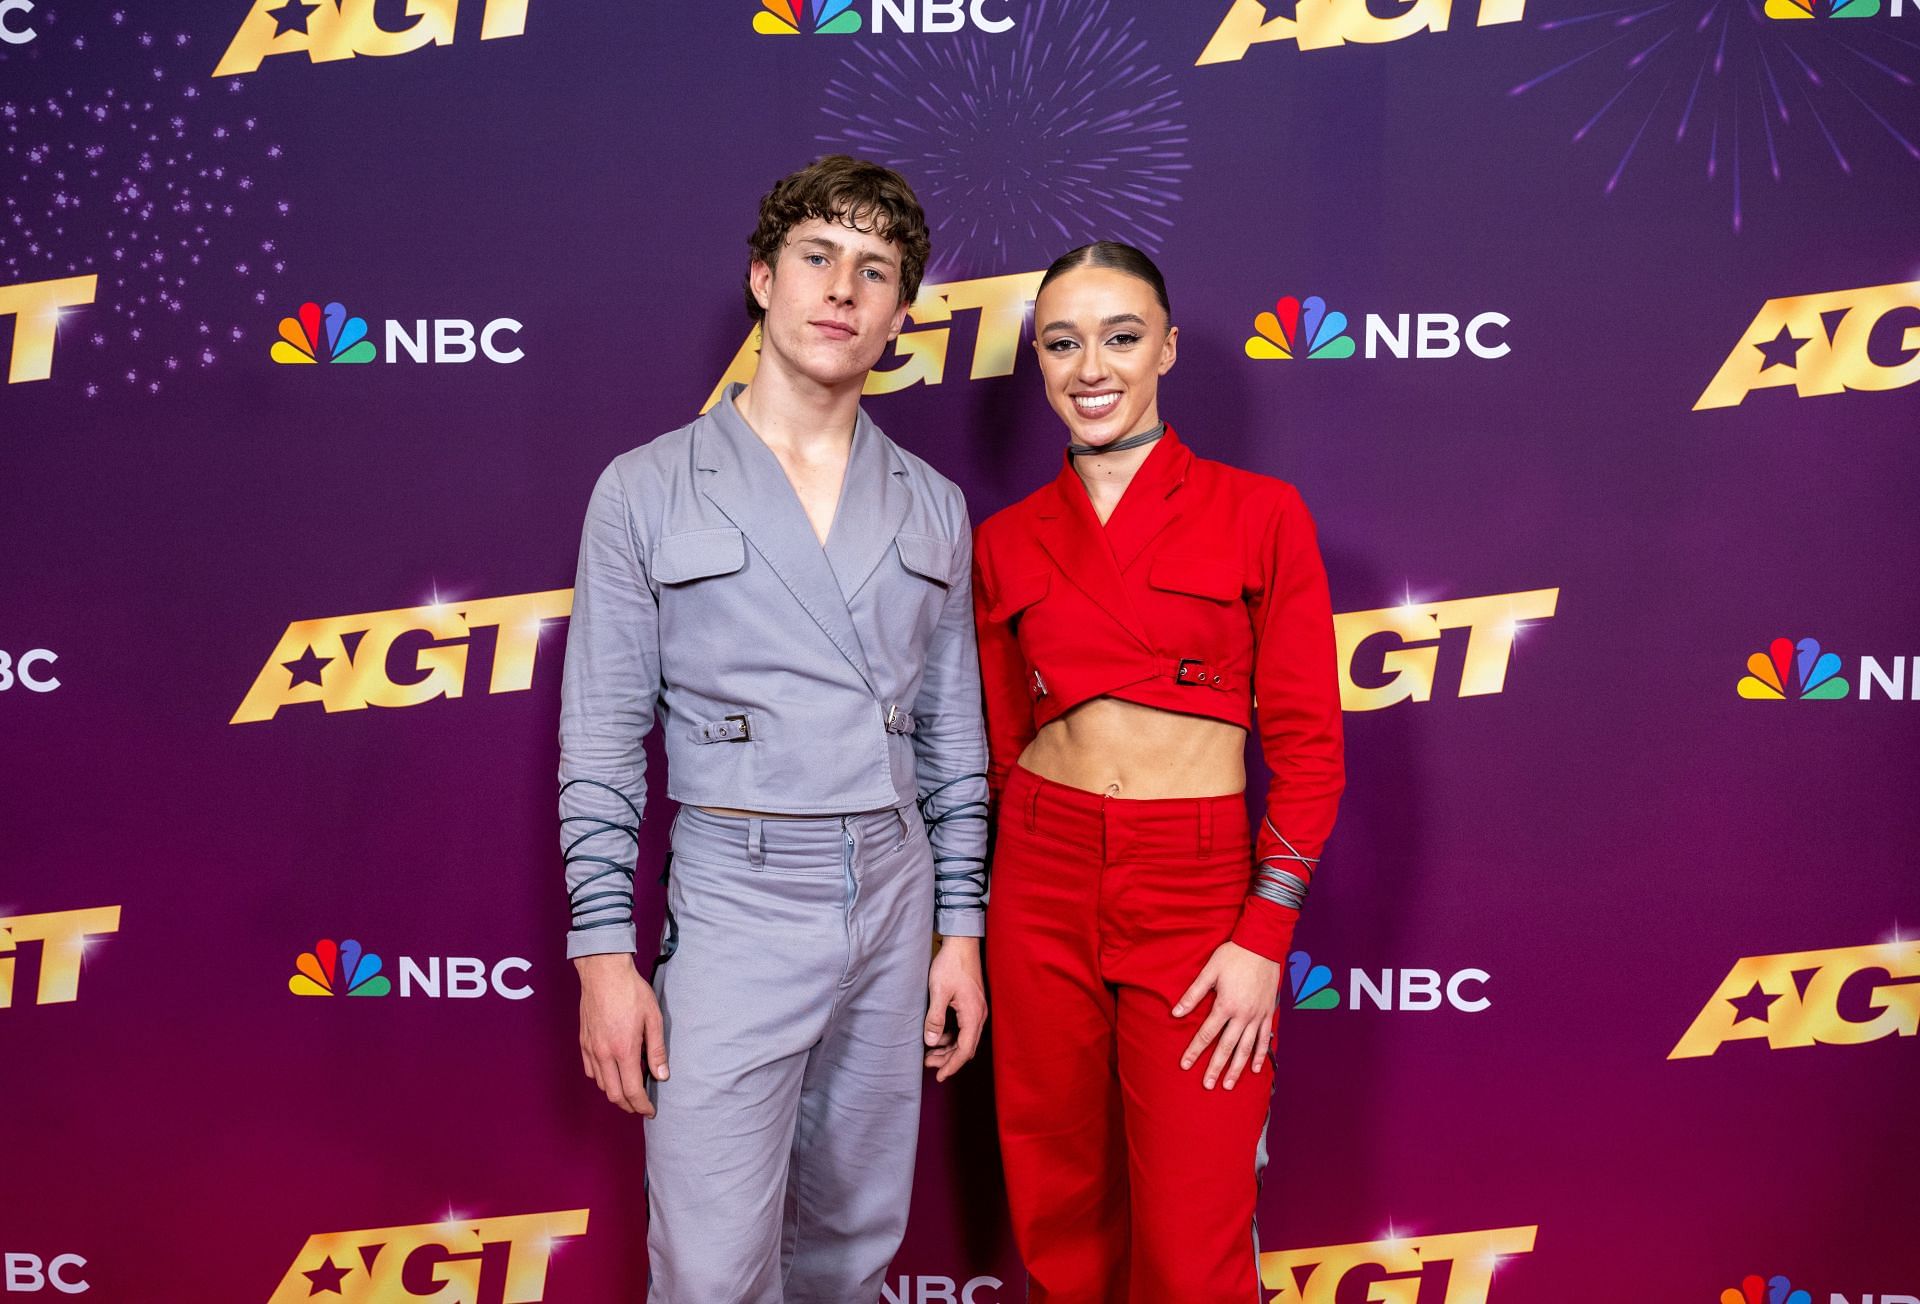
xmin=1018 ymin=697 xmax=1247 ymax=800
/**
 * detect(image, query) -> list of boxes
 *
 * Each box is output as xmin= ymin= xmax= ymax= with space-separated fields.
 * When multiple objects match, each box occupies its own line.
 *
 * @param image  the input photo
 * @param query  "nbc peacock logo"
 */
xmin=1721 ymin=1276 xmax=1811 ymax=1304
xmin=1764 ymin=0 xmax=1878 ymax=17
xmin=754 ymin=0 xmax=863 ymax=34
xmin=1737 ymin=637 xmax=1850 ymax=701
xmin=272 ymin=301 xmax=377 ymax=365
xmin=1246 ymin=295 xmax=1356 ymax=361
xmin=290 ymin=938 xmax=391 ymax=997
xmin=1287 ymin=951 xmax=1340 ymax=1010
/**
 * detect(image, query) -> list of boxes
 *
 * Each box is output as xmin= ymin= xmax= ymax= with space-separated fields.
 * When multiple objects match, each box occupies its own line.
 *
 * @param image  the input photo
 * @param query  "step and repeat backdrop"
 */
xmin=3 ymin=1 xmax=1916 ymax=1300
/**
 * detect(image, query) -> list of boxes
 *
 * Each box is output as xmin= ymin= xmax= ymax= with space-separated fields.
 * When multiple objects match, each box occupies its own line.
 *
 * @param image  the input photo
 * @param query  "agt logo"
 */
xmin=1 ymin=1253 xmax=87 ymax=1296
xmin=1200 ymin=0 xmax=1526 ymax=62
xmin=271 ymin=301 xmax=525 ymax=366
xmin=0 ymin=907 xmax=121 ymax=1010
xmin=1738 ymin=636 xmax=1919 ymax=702
xmin=1246 ymin=295 xmax=1511 ymax=362
xmin=752 ymin=0 xmax=1015 ymax=35
xmin=0 ymin=0 xmax=37 ymax=46
xmin=705 ymin=270 xmax=1042 ymax=412
xmin=290 ymin=937 xmax=533 ymax=1000
xmin=1260 ymin=1225 xmax=1537 ymax=1303
xmin=1334 ymin=588 xmax=1559 ymax=712
xmin=267 ymin=1209 xmax=587 ymax=1304
xmin=0 ymin=649 xmax=60 ymax=694
xmin=1724 ymin=1272 xmax=1920 ymax=1304
xmin=1694 ymin=279 xmax=1920 ymax=410
xmin=216 ymin=0 xmax=531 ymax=77
xmin=1670 ymin=940 xmax=1920 ymax=1059
xmin=1288 ymin=951 xmax=1491 ymax=1013
xmin=231 ymin=589 xmax=571 ymax=724
xmin=0 ymin=276 xmax=98 ymax=385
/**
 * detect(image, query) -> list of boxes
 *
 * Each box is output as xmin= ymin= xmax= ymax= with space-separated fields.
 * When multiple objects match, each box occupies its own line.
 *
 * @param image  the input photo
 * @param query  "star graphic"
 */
xmin=1727 ymin=982 xmax=1780 ymax=1024
xmin=267 ymin=0 xmax=322 ymax=37
xmin=282 ymin=647 xmax=333 ymax=688
xmin=1754 ymin=324 xmax=1809 ymax=371
xmin=302 ymin=1256 xmax=350 ymax=1295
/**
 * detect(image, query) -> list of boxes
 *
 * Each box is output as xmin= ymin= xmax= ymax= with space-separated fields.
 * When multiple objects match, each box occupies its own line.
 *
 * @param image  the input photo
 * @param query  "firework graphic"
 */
xmin=1511 ymin=0 xmax=1920 ymax=232
xmin=1 ymin=8 xmax=295 ymax=396
xmin=815 ymin=0 xmax=1188 ymax=278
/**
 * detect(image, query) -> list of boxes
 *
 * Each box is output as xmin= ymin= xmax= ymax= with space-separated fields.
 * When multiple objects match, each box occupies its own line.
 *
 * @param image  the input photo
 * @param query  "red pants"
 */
xmin=988 ymin=764 xmax=1274 ymax=1304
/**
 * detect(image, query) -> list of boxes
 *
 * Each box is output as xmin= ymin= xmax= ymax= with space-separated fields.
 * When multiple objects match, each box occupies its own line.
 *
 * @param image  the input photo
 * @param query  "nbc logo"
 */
xmin=1289 ymin=952 xmax=1340 ymax=1009
xmin=1286 ymin=950 xmax=1491 ymax=1013
xmin=755 ymin=0 xmax=863 ymax=33
xmin=267 ymin=300 xmax=525 ymax=366
xmin=750 ymin=0 xmax=1015 ymax=36
xmin=0 ymin=0 xmax=36 ymax=48
xmin=1763 ymin=0 xmax=1920 ymax=16
xmin=290 ymin=938 xmax=389 ymax=996
xmin=1722 ymin=1273 xmax=1920 ymax=1304
xmin=273 ymin=302 xmax=376 ymax=365
xmin=1724 ymin=1278 xmax=1810 ymax=1304
xmin=1247 ymin=296 xmax=1354 ymax=360
xmin=1738 ymin=637 xmax=1849 ymax=700
xmin=288 ymin=937 xmax=534 ymax=1000
xmin=1245 ymin=294 xmax=1510 ymax=363
xmin=1733 ymin=634 xmax=1917 ymax=702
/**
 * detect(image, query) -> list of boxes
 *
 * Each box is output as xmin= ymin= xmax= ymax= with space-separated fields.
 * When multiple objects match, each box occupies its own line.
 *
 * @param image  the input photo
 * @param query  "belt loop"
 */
xmin=1198 ymin=802 xmax=1213 ymax=858
xmin=1025 ymin=780 xmax=1041 ymax=834
xmin=746 ymin=817 xmax=764 ymax=869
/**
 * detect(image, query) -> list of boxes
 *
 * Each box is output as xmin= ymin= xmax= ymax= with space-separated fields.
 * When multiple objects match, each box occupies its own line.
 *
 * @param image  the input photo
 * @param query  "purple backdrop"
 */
xmin=3 ymin=1 xmax=1917 ymax=1300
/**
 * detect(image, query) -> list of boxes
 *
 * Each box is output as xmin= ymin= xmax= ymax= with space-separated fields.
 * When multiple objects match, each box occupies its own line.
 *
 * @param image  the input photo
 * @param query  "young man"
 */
xmin=557 ymin=157 xmax=989 ymax=1303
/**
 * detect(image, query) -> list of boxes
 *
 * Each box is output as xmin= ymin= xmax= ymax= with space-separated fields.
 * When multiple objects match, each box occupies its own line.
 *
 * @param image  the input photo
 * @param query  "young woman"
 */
xmin=973 ymin=242 xmax=1345 ymax=1302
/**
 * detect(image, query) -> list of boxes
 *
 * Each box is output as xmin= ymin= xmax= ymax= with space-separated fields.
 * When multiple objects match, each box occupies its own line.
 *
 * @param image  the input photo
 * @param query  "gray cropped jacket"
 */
xmin=558 ymin=385 xmax=989 ymax=958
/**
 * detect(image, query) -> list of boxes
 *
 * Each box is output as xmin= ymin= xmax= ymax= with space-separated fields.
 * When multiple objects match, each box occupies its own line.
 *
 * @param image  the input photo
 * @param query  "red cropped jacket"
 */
xmin=971 ymin=428 xmax=1345 ymax=961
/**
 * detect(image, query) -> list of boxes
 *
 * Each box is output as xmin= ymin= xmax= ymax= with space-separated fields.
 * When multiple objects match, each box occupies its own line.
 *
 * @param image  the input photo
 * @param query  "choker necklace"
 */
xmin=1069 ymin=422 xmax=1166 ymax=458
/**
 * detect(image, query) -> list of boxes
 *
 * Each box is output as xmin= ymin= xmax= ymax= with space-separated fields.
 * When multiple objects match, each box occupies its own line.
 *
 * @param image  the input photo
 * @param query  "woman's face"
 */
xmin=1032 ymin=265 xmax=1178 ymax=449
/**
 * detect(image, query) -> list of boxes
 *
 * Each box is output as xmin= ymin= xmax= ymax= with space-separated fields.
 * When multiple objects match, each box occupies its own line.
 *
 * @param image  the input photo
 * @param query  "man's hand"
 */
xmin=575 ymin=953 xmax=668 ymax=1116
xmin=924 ymin=935 xmax=986 ymax=1083
xmin=1173 ymin=941 xmax=1281 ymax=1091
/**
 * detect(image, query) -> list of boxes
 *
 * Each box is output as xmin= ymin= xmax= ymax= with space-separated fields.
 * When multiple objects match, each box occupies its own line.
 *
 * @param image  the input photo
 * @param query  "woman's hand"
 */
xmin=1173 ymin=941 xmax=1281 ymax=1091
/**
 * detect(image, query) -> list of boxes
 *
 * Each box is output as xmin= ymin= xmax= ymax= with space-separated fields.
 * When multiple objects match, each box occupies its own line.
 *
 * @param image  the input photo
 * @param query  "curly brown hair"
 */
xmin=743 ymin=155 xmax=931 ymax=322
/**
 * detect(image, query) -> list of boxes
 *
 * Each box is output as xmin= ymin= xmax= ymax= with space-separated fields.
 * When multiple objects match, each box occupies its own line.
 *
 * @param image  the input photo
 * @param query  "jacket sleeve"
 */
xmin=1230 ymin=485 xmax=1346 ymax=962
xmin=909 ymin=502 xmax=991 ymax=938
xmin=971 ymin=525 xmax=1040 ymax=805
xmin=557 ymin=463 xmax=661 ymax=959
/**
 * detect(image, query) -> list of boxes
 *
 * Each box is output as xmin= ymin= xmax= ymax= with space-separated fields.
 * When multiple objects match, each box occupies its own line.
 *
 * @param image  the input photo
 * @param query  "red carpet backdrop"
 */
xmin=3 ymin=1 xmax=1917 ymax=1299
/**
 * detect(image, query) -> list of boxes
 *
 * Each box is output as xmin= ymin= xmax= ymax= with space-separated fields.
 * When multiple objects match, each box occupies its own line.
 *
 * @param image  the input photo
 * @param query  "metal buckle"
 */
xmin=1176 ymin=657 xmax=1206 ymax=686
xmin=725 ymin=712 xmax=750 ymax=740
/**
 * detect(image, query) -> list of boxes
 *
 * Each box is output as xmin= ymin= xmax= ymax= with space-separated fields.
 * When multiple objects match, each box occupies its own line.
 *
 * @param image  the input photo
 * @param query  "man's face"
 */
xmin=749 ymin=215 xmax=912 ymax=392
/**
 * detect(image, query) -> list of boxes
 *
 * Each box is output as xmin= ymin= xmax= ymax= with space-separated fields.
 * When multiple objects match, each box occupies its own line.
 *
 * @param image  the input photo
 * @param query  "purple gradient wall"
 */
xmin=3 ymin=1 xmax=1917 ymax=1300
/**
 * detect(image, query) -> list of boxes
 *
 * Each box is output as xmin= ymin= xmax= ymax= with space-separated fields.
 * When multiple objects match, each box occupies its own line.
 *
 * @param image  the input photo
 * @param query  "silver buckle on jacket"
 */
xmin=884 ymin=704 xmax=917 ymax=736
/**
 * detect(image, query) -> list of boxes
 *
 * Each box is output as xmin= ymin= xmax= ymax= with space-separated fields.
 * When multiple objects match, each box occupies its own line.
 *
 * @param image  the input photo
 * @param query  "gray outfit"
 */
xmin=556 ymin=384 xmax=989 ymax=1302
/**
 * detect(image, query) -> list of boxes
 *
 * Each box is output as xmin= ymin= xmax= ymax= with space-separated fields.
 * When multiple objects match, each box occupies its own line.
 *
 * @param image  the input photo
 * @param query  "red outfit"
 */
xmin=973 ymin=428 xmax=1344 ymax=1303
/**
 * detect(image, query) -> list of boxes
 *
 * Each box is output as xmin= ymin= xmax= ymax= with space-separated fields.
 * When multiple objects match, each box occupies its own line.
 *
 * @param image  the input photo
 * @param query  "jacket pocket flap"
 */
xmin=653 ymin=528 xmax=746 ymax=584
xmin=1148 ymin=556 xmax=1241 ymax=602
xmin=895 ymin=533 xmax=951 ymax=586
xmin=987 ymin=571 xmax=1050 ymax=622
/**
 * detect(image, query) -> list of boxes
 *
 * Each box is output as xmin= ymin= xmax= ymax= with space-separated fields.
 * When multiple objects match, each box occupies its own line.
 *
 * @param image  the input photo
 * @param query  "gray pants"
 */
xmin=644 ymin=804 xmax=935 ymax=1304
